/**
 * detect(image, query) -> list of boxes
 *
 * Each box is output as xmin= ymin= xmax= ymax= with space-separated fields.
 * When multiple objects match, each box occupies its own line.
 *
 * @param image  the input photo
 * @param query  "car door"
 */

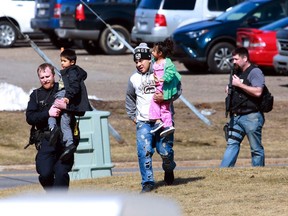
xmin=6 ymin=0 xmax=36 ymax=33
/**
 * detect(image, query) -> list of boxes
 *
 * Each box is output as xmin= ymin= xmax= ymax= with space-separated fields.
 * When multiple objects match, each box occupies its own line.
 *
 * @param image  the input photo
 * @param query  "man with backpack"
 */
xmin=220 ymin=47 xmax=267 ymax=167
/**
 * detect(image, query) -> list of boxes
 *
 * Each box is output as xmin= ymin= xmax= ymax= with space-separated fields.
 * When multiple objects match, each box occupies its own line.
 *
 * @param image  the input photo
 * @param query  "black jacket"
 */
xmin=26 ymin=83 xmax=59 ymax=130
xmin=60 ymin=65 xmax=93 ymax=115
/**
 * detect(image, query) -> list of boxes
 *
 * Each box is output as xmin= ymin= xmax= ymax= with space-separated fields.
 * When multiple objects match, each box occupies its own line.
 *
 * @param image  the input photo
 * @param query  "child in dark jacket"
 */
xmin=49 ymin=49 xmax=92 ymax=161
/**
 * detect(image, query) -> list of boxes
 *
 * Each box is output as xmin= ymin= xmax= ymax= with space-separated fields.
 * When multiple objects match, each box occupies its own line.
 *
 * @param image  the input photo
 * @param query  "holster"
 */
xmin=223 ymin=123 xmax=229 ymax=141
xmin=24 ymin=126 xmax=49 ymax=150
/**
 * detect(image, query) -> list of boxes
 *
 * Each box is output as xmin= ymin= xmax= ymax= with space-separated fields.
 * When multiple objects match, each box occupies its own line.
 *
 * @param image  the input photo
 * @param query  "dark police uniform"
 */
xmin=26 ymin=82 xmax=77 ymax=191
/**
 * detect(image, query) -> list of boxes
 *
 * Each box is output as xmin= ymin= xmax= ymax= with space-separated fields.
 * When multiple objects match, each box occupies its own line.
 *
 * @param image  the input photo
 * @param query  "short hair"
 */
xmin=232 ymin=47 xmax=250 ymax=61
xmin=37 ymin=63 xmax=55 ymax=75
xmin=60 ymin=48 xmax=77 ymax=62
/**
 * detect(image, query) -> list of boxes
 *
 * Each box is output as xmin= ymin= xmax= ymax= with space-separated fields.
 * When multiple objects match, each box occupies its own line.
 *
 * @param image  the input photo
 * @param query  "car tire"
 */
xmin=82 ymin=40 xmax=103 ymax=55
xmin=207 ymin=42 xmax=235 ymax=74
xmin=0 ymin=21 xmax=17 ymax=48
xmin=99 ymin=25 xmax=130 ymax=55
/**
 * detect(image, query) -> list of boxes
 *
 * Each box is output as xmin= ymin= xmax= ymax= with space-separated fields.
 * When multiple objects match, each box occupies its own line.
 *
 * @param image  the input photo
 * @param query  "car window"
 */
xmin=163 ymin=0 xmax=196 ymax=10
xmin=208 ymin=0 xmax=236 ymax=11
xmin=216 ymin=1 xmax=261 ymax=21
xmin=252 ymin=3 xmax=286 ymax=23
xmin=138 ymin=0 xmax=162 ymax=9
xmin=116 ymin=0 xmax=137 ymax=3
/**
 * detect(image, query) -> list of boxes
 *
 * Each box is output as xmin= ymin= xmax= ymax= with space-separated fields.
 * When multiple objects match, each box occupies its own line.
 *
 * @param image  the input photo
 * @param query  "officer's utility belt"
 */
xmin=24 ymin=127 xmax=50 ymax=149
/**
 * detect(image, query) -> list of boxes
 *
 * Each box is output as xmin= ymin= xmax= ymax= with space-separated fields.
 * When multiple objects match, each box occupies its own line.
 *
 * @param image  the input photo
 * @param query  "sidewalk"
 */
xmin=2 ymin=158 xmax=288 ymax=171
xmin=1 ymin=158 xmax=288 ymax=190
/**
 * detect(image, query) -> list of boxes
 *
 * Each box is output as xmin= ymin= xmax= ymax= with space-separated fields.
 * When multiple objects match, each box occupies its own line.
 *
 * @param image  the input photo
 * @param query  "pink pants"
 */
xmin=149 ymin=99 xmax=172 ymax=127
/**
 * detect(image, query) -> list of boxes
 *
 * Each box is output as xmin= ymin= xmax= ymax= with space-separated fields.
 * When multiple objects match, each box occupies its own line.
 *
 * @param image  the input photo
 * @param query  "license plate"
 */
xmin=137 ymin=22 xmax=148 ymax=32
xmin=38 ymin=9 xmax=46 ymax=16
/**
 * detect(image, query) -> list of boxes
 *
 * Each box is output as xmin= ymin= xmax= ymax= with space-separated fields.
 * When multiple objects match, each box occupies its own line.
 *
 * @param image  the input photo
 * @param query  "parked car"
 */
xmin=273 ymin=28 xmax=288 ymax=75
xmin=31 ymin=0 xmax=86 ymax=48
xmin=0 ymin=0 xmax=43 ymax=48
xmin=55 ymin=0 xmax=139 ymax=55
xmin=131 ymin=0 xmax=244 ymax=45
xmin=237 ymin=17 xmax=288 ymax=69
xmin=172 ymin=0 xmax=288 ymax=74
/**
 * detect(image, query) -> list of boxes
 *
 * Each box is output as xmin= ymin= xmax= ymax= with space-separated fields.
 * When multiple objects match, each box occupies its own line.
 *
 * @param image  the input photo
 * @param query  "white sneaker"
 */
xmin=150 ymin=122 xmax=164 ymax=133
xmin=160 ymin=126 xmax=175 ymax=137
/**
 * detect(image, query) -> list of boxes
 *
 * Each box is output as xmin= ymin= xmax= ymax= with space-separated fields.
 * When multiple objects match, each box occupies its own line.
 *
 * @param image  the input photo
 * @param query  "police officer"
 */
xmin=220 ymin=47 xmax=265 ymax=167
xmin=26 ymin=63 xmax=77 ymax=191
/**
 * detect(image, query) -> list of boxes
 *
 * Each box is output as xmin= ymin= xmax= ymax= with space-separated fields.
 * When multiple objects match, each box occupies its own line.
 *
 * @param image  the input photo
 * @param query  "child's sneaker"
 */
xmin=150 ymin=122 xmax=164 ymax=133
xmin=160 ymin=126 xmax=175 ymax=137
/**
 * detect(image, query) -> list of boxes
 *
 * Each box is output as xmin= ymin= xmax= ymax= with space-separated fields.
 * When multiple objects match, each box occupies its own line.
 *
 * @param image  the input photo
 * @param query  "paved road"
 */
xmin=2 ymin=158 xmax=288 ymax=190
xmin=1 ymin=41 xmax=288 ymax=104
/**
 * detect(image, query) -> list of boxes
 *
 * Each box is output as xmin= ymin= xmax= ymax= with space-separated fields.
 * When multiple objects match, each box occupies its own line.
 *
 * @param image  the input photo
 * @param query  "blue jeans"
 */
xmin=136 ymin=121 xmax=176 ymax=187
xmin=220 ymin=112 xmax=265 ymax=167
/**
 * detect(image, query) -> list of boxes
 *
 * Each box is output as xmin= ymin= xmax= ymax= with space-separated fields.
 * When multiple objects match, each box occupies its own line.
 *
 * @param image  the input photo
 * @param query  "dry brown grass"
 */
xmin=1 ymin=167 xmax=288 ymax=216
xmin=1 ymin=100 xmax=287 ymax=164
xmin=1 ymin=101 xmax=288 ymax=215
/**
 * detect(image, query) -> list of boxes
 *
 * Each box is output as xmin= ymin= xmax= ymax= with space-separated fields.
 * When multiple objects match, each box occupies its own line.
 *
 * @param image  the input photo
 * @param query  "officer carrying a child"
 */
xmin=26 ymin=63 xmax=78 ymax=191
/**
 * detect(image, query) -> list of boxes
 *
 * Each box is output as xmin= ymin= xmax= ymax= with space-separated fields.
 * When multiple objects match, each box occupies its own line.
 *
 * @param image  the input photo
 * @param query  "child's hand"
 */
xmin=154 ymin=74 xmax=159 ymax=82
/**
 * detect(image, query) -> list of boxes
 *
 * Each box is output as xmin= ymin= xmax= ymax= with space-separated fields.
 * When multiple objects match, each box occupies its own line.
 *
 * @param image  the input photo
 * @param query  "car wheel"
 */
xmin=207 ymin=42 xmax=235 ymax=74
xmin=82 ymin=40 xmax=103 ymax=55
xmin=0 ymin=21 xmax=17 ymax=48
xmin=99 ymin=25 xmax=130 ymax=55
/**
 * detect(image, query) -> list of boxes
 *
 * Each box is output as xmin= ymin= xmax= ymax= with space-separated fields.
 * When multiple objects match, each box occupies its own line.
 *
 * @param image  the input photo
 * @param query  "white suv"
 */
xmin=0 ymin=0 xmax=42 ymax=48
xmin=131 ymin=0 xmax=244 ymax=45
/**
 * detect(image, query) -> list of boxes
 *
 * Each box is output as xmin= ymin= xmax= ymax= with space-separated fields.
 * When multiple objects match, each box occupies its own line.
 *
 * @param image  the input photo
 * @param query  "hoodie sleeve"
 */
xmin=125 ymin=77 xmax=137 ymax=121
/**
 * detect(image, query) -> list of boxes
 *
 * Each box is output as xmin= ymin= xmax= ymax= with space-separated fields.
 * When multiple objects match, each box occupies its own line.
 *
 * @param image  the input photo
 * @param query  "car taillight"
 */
xmin=76 ymin=4 xmax=85 ymax=21
xmin=54 ymin=3 xmax=61 ymax=18
xmin=155 ymin=14 xmax=167 ymax=27
xmin=250 ymin=37 xmax=266 ymax=48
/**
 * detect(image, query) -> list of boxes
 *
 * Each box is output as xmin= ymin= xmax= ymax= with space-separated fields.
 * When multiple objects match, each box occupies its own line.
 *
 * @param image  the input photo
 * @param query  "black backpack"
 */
xmin=259 ymin=85 xmax=274 ymax=113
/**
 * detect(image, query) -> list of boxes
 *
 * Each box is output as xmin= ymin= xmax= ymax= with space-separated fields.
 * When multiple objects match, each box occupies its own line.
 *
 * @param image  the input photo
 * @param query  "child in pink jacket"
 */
xmin=149 ymin=38 xmax=182 ymax=137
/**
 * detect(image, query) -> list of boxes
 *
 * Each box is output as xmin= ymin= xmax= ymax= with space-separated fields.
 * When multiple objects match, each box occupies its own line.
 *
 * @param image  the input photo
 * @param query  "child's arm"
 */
xmin=162 ymin=59 xmax=177 ymax=83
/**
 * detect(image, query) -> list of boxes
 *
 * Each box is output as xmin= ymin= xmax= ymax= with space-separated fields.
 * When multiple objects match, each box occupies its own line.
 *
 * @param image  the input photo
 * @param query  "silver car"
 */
xmin=131 ymin=0 xmax=244 ymax=44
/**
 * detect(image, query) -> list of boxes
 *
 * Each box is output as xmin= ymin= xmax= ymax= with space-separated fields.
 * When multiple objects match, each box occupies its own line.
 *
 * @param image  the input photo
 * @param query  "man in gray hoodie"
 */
xmin=126 ymin=43 xmax=179 ymax=193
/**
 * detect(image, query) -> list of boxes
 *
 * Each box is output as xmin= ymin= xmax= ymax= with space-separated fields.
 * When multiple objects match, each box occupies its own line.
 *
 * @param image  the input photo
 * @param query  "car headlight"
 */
xmin=276 ymin=40 xmax=281 ymax=51
xmin=185 ymin=29 xmax=209 ymax=39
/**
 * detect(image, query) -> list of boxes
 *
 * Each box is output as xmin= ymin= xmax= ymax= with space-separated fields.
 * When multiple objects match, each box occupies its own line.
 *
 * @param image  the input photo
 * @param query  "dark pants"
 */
xmin=35 ymin=137 xmax=74 ymax=191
